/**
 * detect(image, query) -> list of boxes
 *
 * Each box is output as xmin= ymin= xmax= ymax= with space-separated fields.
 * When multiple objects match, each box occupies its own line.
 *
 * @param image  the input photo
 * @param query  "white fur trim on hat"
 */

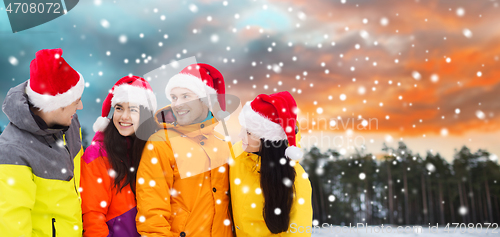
xmin=26 ymin=72 xmax=85 ymax=112
xmin=285 ymin=145 xmax=304 ymax=161
xmin=238 ymin=102 xmax=287 ymax=141
xmin=165 ymin=73 xmax=217 ymax=101
xmin=93 ymin=116 xmax=110 ymax=132
xmin=111 ymin=84 xmax=157 ymax=112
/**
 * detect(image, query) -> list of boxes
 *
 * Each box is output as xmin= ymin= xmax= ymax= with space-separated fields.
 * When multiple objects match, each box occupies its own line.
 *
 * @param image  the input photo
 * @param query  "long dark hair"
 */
xmin=259 ymin=139 xmax=297 ymax=234
xmin=103 ymin=106 xmax=157 ymax=194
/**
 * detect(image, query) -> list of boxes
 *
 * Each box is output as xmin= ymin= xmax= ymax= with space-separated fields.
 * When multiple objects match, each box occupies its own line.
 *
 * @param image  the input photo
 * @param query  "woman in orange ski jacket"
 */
xmin=81 ymin=76 xmax=157 ymax=237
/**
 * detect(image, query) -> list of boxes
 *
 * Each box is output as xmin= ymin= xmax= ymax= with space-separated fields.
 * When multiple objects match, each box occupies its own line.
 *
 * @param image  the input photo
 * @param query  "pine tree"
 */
xmin=300 ymin=143 xmax=500 ymax=226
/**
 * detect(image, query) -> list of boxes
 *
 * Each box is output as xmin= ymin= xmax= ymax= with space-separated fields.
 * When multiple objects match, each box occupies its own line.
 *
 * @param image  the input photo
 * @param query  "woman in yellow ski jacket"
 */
xmin=230 ymin=91 xmax=313 ymax=236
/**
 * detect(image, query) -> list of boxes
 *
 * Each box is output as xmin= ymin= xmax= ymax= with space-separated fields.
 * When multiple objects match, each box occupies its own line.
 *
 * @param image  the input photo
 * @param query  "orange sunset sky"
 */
xmin=214 ymin=0 xmax=500 ymax=161
xmin=1 ymin=0 xmax=499 ymax=161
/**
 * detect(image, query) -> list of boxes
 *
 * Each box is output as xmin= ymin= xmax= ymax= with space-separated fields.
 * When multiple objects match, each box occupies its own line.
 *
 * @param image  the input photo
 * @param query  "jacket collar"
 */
xmin=92 ymin=131 xmax=105 ymax=142
xmin=154 ymin=105 xmax=219 ymax=138
xmin=2 ymin=81 xmax=68 ymax=136
xmin=243 ymin=151 xmax=261 ymax=174
xmin=30 ymin=108 xmax=69 ymax=132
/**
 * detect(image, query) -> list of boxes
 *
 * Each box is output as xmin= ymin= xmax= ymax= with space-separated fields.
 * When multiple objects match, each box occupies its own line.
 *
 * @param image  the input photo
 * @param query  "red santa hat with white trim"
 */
xmin=26 ymin=48 xmax=85 ymax=112
xmin=238 ymin=91 xmax=304 ymax=161
xmin=93 ymin=75 xmax=157 ymax=132
xmin=164 ymin=63 xmax=227 ymax=117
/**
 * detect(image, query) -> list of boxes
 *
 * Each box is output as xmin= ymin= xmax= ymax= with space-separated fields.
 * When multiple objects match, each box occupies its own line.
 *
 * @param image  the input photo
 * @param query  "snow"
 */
xmin=151 ymin=157 xmax=158 ymax=164
xmin=440 ymin=128 xmax=448 ymax=136
xmin=412 ymin=71 xmax=421 ymax=80
xmin=100 ymin=19 xmax=109 ymax=29
xmin=475 ymin=110 xmax=485 ymax=119
xmin=431 ymin=74 xmax=439 ymax=82
xmin=380 ymin=17 xmax=389 ymax=26
xmin=328 ymin=195 xmax=335 ymax=202
xmin=118 ymin=35 xmax=127 ymax=44
xmin=463 ymin=29 xmax=473 ymax=38
xmin=359 ymin=172 xmax=366 ymax=180
xmin=8 ymin=56 xmax=18 ymax=66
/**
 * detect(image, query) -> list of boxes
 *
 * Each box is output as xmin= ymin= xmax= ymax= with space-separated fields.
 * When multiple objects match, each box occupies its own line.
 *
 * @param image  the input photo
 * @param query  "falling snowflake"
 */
xmin=426 ymin=163 xmax=436 ymax=172
xmin=380 ymin=17 xmax=389 ymax=26
xmin=298 ymin=198 xmax=305 ymax=204
xmin=463 ymin=29 xmax=472 ymax=38
xmin=430 ymin=74 xmax=439 ymax=82
xmin=283 ymin=177 xmax=292 ymax=187
xmin=412 ymin=71 xmax=421 ymax=80
xmin=274 ymin=208 xmax=281 ymax=215
xmin=210 ymin=34 xmax=219 ymax=43
xmin=297 ymin=12 xmax=306 ymax=20
xmin=118 ymin=35 xmax=127 ymax=44
xmin=8 ymin=56 xmax=18 ymax=66
xmin=476 ymin=110 xmax=485 ymax=119
xmin=359 ymin=173 xmax=366 ymax=180
xmin=441 ymin=128 xmax=449 ymax=136
xmin=458 ymin=206 xmax=467 ymax=215
xmin=328 ymin=195 xmax=336 ymax=202
xmin=188 ymin=4 xmax=198 ymax=13
xmin=100 ymin=19 xmax=110 ymax=28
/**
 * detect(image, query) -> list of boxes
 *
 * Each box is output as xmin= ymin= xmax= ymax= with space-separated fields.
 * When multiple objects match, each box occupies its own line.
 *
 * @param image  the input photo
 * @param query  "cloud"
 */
xmin=1 ymin=0 xmax=499 ymax=160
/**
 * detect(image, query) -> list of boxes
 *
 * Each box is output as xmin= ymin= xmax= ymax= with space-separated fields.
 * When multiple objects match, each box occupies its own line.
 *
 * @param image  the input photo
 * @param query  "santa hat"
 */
xmin=238 ymin=91 xmax=304 ymax=161
xmin=93 ymin=75 xmax=157 ymax=132
xmin=165 ymin=63 xmax=227 ymax=118
xmin=26 ymin=48 xmax=85 ymax=112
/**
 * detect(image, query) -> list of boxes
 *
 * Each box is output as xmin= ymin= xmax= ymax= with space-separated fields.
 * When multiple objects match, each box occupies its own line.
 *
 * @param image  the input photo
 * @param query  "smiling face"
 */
xmin=170 ymin=87 xmax=208 ymax=126
xmin=239 ymin=127 xmax=261 ymax=153
xmin=112 ymin=102 xmax=140 ymax=137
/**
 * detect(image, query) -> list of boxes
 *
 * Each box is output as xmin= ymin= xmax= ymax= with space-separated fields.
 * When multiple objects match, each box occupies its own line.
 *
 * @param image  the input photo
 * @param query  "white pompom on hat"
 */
xmin=238 ymin=91 xmax=303 ymax=161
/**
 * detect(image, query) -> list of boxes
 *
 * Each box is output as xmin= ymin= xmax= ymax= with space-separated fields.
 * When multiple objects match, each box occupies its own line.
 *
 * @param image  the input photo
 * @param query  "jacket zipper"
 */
xmin=58 ymin=133 xmax=79 ymax=195
xmin=52 ymin=218 xmax=56 ymax=237
xmin=63 ymin=133 xmax=79 ymax=195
